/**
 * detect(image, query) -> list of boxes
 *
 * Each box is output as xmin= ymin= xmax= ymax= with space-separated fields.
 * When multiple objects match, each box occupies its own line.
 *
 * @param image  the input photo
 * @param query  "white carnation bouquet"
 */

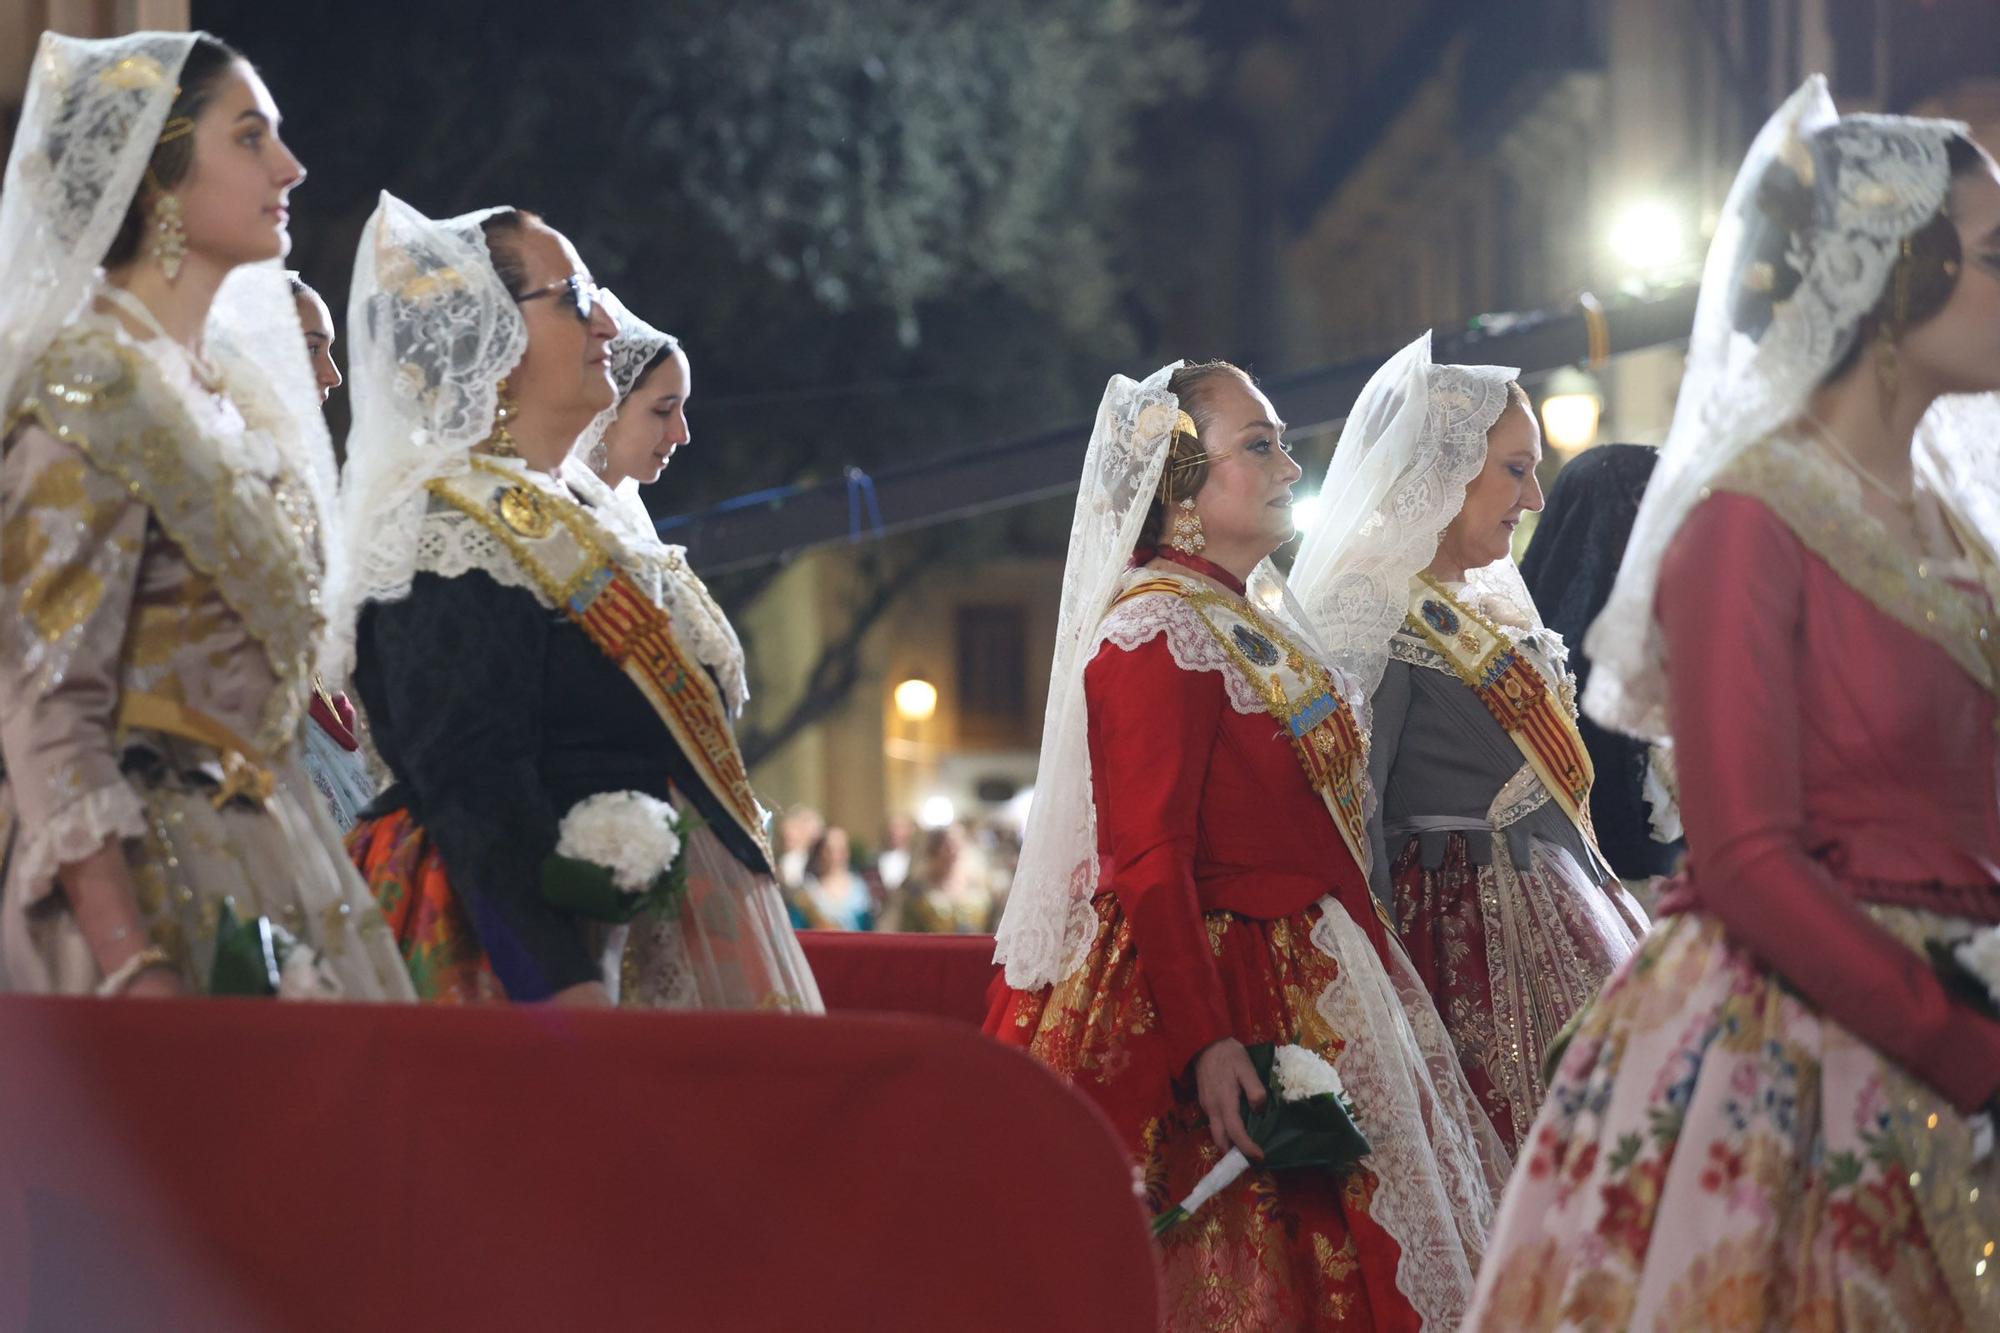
xmin=541 ymin=791 xmax=694 ymax=922
xmin=1150 ymin=1042 xmax=1369 ymax=1237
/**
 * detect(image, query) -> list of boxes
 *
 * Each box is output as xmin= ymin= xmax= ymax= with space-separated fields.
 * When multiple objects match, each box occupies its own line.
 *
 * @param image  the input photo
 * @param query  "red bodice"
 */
xmin=1085 ymin=629 xmax=1380 ymax=1074
xmin=1656 ymin=491 xmax=2000 ymax=1111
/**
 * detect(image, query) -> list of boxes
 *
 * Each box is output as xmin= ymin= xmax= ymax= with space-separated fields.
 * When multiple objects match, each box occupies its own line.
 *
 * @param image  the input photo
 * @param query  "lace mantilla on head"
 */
xmin=1095 ymin=574 xmax=1270 ymax=716
xmin=329 ymin=193 xmax=530 ymax=679
xmin=0 ymin=32 xmax=194 ymax=421
xmin=574 ymin=294 xmax=678 ymax=474
xmin=1585 ymin=77 xmax=1980 ymax=740
xmin=1291 ymin=331 xmax=1521 ymax=702
xmin=994 ymin=363 xmax=1187 ymax=991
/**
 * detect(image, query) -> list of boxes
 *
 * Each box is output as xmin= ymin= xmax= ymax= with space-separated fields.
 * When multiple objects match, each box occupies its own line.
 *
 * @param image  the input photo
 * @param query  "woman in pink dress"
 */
xmin=1466 ymin=78 xmax=2000 ymax=1329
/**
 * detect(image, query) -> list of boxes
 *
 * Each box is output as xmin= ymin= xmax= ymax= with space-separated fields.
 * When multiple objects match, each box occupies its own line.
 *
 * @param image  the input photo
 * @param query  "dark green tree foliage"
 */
xmin=195 ymin=0 xmax=1203 ymax=520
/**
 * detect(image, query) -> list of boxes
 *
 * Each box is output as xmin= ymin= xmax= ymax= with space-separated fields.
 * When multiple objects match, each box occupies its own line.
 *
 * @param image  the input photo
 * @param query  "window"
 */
xmin=955 ymin=605 xmax=1027 ymax=744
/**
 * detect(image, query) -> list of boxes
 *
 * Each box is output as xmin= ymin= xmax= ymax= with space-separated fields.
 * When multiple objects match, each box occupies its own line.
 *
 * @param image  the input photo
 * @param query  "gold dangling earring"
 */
xmin=483 ymin=377 xmax=520 ymax=458
xmin=1166 ymin=497 xmax=1206 ymax=556
xmin=1875 ymin=235 xmax=1913 ymax=407
xmin=147 ymin=189 xmax=187 ymax=282
xmin=1873 ymin=317 xmax=1900 ymax=406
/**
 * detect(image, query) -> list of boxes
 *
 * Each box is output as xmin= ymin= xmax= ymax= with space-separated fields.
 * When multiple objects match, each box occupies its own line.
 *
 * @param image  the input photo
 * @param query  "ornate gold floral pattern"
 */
xmin=7 ymin=323 xmax=324 ymax=756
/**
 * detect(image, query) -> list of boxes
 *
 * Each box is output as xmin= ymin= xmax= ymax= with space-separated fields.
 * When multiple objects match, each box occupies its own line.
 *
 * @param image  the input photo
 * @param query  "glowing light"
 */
xmin=917 ymin=795 xmax=957 ymax=829
xmin=893 ymin=677 xmax=938 ymax=722
xmin=1609 ymin=199 xmax=1686 ymax=273
xmin=1290 ymin=493 xmax=1323 ymax=534
xmin=1539 ymin=367 xmax=1602 ymax=454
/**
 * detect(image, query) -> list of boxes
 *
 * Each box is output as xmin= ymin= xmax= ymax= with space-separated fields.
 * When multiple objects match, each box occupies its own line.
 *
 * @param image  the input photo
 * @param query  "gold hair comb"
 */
xmin=99 ymin=55 xmax=168 ymax=92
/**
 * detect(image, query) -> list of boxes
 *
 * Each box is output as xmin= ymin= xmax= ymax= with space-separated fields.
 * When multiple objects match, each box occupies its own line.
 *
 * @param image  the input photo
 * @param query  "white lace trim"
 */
xmin=410 ymin=508 xmax=546 ymax=602
xmin=1644 ymin=741 xmax=1684 ymax=844
xmin=1094 ymin=588 xmax=1267 ymax=716
xmin=1310 ymin=904 xmax=1506 ymax=1330
xmin=13 ymin=780 xmax=147 ymax=907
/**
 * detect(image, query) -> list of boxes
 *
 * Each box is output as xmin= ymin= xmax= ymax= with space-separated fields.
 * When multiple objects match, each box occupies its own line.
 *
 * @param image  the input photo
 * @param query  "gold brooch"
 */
xmin=498 ymin=485 xmax=553 ymax=539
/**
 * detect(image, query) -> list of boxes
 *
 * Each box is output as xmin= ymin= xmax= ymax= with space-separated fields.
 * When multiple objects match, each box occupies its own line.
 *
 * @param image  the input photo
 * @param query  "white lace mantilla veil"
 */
xmin=326 ymin=191 xmax=529 ymax=679
xmin=572 ymin=289 xmax=676 ymax=475
xmin=0 ymin=32 xmax=338 ymax=640
xmin=557 ymin=296 xmax=749 ymax=715
xmin=1288 ymin=331 xmax=1528 ymax=706
xmin=1584 ymin=75 xmax=1997 ymax=740
xmin=992 ymin=361 xmax=1186 ymax=990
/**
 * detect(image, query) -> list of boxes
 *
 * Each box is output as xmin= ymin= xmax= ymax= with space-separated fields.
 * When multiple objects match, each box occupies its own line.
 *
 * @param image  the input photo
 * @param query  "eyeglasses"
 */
xmin=516 ymin=273 xmax=606 ymax=325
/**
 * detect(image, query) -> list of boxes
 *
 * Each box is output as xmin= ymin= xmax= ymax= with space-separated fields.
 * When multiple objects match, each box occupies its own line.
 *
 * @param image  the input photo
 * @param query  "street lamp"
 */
xmin=1608 ymin=198 xmax=1687 ymax=277
xmin=1539 ymin=367 xmax=1602 ymax=455
xmin=893 ymin=675 xmax=938 ymax=722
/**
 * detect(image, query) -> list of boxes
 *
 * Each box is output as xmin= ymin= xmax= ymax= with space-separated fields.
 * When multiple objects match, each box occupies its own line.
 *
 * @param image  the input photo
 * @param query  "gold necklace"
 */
xmin=1801 ymin=415 xmax=1918 ymax=516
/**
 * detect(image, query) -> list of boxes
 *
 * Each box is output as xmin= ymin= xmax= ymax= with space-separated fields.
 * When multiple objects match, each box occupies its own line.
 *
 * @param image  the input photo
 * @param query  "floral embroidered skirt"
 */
xmin=1465 ymin=910 xmax=1999 ymax=1331
xmin=988 ymin=893 xmax=1506 ymax=1333
xmin=346 ymin=808 xmax=504 ymax=1004
xmin=1392 ymin=832 xmax=1648 ymax=1153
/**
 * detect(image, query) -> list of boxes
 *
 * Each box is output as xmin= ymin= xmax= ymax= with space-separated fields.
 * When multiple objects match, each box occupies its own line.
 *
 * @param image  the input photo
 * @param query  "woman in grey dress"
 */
xmin=1291 ymin=332 xmax=1646 ymax=1150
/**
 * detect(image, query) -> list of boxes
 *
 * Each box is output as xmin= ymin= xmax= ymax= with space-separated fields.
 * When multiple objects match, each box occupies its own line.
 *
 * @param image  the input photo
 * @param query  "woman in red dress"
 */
xmin=987 ymin=361 xmax=1506 ymax=1331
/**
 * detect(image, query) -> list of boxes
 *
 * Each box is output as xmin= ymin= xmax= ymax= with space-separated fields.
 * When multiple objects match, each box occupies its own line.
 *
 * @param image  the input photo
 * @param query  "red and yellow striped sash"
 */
xmin=1405 ymin=574 xmax=1601 ymax=855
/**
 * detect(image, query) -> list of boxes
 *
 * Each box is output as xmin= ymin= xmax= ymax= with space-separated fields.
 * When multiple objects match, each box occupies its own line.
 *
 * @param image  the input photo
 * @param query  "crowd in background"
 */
xmin=774 ymin=806 xmax=1019 ymax=935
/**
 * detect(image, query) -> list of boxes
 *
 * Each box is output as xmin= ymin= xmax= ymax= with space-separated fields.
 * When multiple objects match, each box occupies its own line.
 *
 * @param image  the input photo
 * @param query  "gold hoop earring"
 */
xmin=147 ymin=191 xmax=187 ymax=282
xmin=482 ymin=377 xmax=520 ymax=458
xmin=1166 ymin=497 xmax=1206 ymax=556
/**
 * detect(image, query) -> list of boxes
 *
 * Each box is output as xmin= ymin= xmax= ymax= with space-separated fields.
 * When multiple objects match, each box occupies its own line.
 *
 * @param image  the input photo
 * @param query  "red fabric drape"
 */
xmin=0 ymin=998 xmax=1159 ymax=1332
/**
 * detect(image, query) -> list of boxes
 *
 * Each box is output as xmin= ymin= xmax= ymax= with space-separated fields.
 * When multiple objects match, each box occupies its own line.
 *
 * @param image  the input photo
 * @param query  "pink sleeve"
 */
xmin=1659 ymin=491 xmax=2000 ymax=1112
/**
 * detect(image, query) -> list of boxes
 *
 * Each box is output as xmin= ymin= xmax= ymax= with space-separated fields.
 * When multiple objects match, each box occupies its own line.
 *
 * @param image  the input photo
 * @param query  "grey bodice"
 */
xmin=1364 ymin=627 xmax=1603 ymax=903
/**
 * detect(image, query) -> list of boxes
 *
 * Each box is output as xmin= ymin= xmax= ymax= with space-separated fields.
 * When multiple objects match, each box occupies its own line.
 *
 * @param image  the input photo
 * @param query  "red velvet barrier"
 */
xmin=0 ymin=998 xmax=1159 ymax=1332
xmin=799 ymin=930 xmax=999 ymax=1025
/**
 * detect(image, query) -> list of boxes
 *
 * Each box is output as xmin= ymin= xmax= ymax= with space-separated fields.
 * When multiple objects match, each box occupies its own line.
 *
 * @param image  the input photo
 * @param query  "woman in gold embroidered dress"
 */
xmin=1290 ymin=335 xmax=1647 ymax=1153
xmin=0 ymin=31 xmax=410 ymax=1000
